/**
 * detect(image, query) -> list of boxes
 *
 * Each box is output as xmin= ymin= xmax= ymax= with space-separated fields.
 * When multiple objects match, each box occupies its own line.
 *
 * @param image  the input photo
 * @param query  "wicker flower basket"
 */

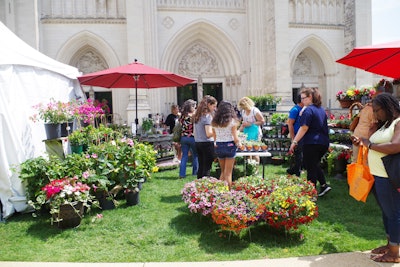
xmin=52 ymin=202 xmax=84 ymax=229
xmin=339 ymin=99 xmax=355 ymax=108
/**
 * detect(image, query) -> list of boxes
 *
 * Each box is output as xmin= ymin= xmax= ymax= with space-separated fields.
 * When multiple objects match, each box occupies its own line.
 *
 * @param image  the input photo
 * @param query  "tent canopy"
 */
xmin=0 ymin=21 xmax=84 ymax=219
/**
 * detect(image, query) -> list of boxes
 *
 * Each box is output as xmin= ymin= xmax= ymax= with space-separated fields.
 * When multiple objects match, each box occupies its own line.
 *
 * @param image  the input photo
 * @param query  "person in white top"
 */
xmin=212 ymin=101 xmax=242 ymax=188
xmin=238 ymin=96 xmax=265 ymax=164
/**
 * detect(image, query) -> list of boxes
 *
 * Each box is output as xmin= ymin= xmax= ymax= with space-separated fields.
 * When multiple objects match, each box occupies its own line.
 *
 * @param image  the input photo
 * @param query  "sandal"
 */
xmin=371 ymin=253 xmax=400 ymax=263
xmin=371 ymin=245 xmax=389 ymax=254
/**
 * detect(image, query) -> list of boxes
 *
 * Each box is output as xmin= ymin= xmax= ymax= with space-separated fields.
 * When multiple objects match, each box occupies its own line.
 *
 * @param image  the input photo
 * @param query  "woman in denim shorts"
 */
xmin=212 ymin=101 xmax=242 ymax=188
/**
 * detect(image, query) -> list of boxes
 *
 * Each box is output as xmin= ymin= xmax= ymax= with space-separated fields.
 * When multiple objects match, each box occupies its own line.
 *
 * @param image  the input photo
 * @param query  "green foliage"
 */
xmin=68 ymin=129 xmax=85 ymax=145
xmin=142 ymin=118 xmax=153 ymax=132
xmin=3 ymin=165 xmax=384 ymax=262
xmin=269 ymin=113 xmax=288 ymax=125
xmin=18 ymin=156 xmax=52 ymax=203
xmin=249 ymin=94 xmax=282 ymax=105
xmin=18 ymin=126 xmax=157 ymax=211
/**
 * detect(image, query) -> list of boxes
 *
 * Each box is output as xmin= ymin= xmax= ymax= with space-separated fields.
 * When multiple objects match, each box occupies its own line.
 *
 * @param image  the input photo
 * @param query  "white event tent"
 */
xmin=0 ymin=21 xmax=84 ymax=219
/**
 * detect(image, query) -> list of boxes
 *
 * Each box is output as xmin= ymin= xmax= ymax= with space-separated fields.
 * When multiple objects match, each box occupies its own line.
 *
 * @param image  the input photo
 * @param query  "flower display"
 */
xmin=211 ymin=190 xmax=264 ymax=234
xmin=94 ymin=99 xmax=110 ymax=114
xmin=31 ymin=98 xmax=74 ymax=124
xmin=86 ymin=136 xmax=157 ymax=192
xmin=374 ymin=79 xmax=393 ymax=93
xmin=260 ymin=179 xmax=318 ymax=230
xmin=337 ymin=149 xmax=352 ymax=161
xmin=181 ymin=177 xmax=229 ymax=216
xmin=36 ymin=176 xmax=96 ymax=218
xmin=75 ymin=99 xmax=105 ymax=124
xmin=328 ymin=113 xmax=351 ymax=129
xmin=336 ymin=85 xmax=375 ymax=101
xmin=324 ymin=146 xmax=352 ymax=175
xmin=182 ymin=175 xmax=318 ymax=236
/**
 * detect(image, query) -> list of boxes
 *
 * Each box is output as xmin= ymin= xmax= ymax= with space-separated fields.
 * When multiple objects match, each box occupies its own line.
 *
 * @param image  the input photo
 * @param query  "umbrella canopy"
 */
xmin=336 ymin=40 xmax=400 ymax=79
xmin=77 ymin=60 xmax=194 ymax=133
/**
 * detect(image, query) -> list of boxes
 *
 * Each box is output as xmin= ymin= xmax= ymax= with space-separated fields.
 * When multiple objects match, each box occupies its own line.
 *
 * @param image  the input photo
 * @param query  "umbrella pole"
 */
xmin=135 ymin=86 xmax=139 ymax=135
xmin=133 ymin=75 xmax=139 ymax=135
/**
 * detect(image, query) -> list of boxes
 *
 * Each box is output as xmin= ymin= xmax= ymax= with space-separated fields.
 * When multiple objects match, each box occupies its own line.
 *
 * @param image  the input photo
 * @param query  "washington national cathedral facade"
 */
xmin=0 ymin=0 xmax=375 ymax=126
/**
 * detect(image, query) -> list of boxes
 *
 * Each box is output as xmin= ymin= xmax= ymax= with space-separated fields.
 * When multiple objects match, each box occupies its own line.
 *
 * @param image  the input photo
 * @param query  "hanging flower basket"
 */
xmin=52 ymin=202 xmax=84 ymax=229
xmin=339 ymin=99 xmax=355 ymax=109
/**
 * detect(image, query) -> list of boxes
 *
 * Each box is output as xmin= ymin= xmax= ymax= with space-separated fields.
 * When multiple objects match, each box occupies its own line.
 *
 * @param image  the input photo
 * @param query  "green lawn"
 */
xmin=0 ymin=163 xmax=384 ymax=262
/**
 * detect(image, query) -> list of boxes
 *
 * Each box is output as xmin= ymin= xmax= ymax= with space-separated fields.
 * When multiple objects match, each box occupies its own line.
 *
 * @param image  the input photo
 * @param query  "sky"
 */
xmin=371 ymin=0 xmax=400 ymax=44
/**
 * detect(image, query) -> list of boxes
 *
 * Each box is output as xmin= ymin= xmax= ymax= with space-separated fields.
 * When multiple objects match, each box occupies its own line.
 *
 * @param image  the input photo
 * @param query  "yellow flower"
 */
xmin=346 ymin=89 xmax=355 ymax=97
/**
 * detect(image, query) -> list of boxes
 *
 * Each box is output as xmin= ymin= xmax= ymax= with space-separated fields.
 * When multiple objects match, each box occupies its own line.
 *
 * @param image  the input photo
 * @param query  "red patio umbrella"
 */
xmin=336 ymin=40 xmax=400 ymax=78
xmin=78 ymin=59 xmax=194 ymax=133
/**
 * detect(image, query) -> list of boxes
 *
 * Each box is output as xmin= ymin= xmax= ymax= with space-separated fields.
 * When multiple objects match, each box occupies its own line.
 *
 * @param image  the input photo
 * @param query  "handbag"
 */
xmin=172 ymin=122 xmax=182 ymax=142
xmin=381 ymin=153 xmax=400 ymax=191
xmin=347 ymin=145 xmax=374 ymax=202
xmin=349 ymin=102 xmax=363 ymax=132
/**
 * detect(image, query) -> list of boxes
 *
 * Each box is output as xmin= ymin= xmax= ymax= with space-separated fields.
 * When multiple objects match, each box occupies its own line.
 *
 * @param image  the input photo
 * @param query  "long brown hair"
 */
xmin=212 ymin=101 xmax=237 ymax=128
xmin=300 ymin=87 xmax=322 ymax=107
xmin=193 ymin=95 xmax=217 ymax=123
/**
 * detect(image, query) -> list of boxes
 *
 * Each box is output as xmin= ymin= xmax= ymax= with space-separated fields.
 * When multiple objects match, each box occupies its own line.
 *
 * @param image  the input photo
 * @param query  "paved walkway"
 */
xmin=0 ymin=251 xmax=395 ymax=267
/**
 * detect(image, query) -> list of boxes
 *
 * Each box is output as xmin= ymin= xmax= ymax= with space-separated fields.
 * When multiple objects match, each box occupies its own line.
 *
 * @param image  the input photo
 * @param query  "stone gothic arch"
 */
xmin=55 ymin=31 xmax=128 ymax=122
xmin=55 ymin=30 xmax=120 ymax=70
xmin=290 ymin=35 xmax=338 ymax=107
xmin=160 ymin=20 xmax=244 ymax=102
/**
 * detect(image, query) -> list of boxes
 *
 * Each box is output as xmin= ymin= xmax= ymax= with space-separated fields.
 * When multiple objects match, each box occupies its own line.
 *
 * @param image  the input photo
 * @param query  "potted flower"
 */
xmin=249 ymin=94 xmax=281 ymax=111
xmin=336 ymin=85 xmax=375 ymax=108
xmin=141 ymin=118 xmax=153 ymax=135
xmin=211 ymin=190 xmax=264 ymax=235
xmin=182 ymin=177 xmax=229 ymax=216
xmin=259 ymin=176 xmax=318 ymax=230
xmin=374 ymin=79 xmax=393 ymax=93
xmin=245 ymin=158 xmax=258 ymax=175
xmin=31 ymin=98 xmax=71 ymax=139
xmin=325 ymin=146 xmax=352 ymax=176
xmin=75 ymin=99 xmax=105 ymax=126
xmin=36 ymin=176 xmax=96 ymax=228
xmin=68 ymin=129 xmax=85 ymax=153
xmin=117 ymin=138 xmax=155 ymax=205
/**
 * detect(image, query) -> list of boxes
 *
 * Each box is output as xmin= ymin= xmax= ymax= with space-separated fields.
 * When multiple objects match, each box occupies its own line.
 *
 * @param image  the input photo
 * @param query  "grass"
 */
xmin=0 ymin=163 xmax=384 ymax=262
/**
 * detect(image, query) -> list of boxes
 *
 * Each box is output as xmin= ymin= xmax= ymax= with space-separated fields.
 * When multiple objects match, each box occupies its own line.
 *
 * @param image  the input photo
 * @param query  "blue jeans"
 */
xmin=374 ymin=176 xmax=400 ymax=245
xmin=179 ymin=136 xmax=198 ymax=178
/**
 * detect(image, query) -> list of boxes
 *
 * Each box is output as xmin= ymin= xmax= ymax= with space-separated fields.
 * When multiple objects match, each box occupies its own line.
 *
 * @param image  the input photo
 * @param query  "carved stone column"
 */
xmin=197 ymin=75 xmax=203 ymax=100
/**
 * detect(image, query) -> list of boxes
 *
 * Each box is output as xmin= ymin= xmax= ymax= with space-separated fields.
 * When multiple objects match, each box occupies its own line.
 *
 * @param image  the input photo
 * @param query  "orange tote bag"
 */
xmin=347 ymin=145 xmax=374 ymax=202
